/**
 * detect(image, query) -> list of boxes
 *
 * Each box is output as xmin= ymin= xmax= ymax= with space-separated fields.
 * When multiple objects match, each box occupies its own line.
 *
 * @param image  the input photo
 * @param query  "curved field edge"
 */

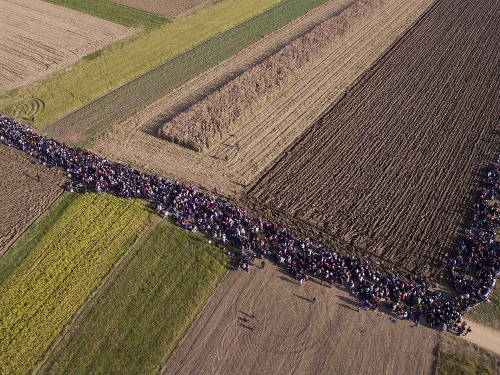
xmin=0 ymin=0 xmax=285 ymax=126
xmin=39 ymin=219 xmax=229 ymax=375
xmin=0 ymin=193 xmax=150 ymax=375
xmin=42 ymin=0 xmax=169 ymax=30
xmin=466 ymin=285 xmax=500 ymax=331
xmin=44 ymin=0 xmax=328 ymax=146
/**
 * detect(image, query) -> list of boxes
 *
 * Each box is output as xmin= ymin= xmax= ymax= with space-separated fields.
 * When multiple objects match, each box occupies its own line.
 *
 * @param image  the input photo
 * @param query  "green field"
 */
xmin=0 ymin=194 xmax=151 ymax=375
xmin=44 ymin=0 xmax=169 ymax=31
xmin=438 ymin=351 xmax=495 ymax=375
xmin=466 ymin=284 xmax=500 ymax=331
xmin=0 ymin=0 xmax=283 ymax=126
xmin=41 ymin=219 xmax=229 ymax=374
xmin=46 ymin=0 xmax=327 ymax=146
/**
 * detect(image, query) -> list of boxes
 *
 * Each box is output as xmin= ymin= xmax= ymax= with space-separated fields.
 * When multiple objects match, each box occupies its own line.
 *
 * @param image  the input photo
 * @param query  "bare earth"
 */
xmin=109 ymin=0 xmax=217 ymax=19
xmin=461 ymin=320 xmax=500 ymax=356
xmin=94 ymin=0 xmax=434 ymax=197
xmin=0 ymin=144 xmax=67 ymax=256
xmin=0 ymin=0 xmax=135 ymax=95
xmin=249 ymin=0 xmax=499 ymax=277
xmin=163 ymin=262 xmax=438 ymax=375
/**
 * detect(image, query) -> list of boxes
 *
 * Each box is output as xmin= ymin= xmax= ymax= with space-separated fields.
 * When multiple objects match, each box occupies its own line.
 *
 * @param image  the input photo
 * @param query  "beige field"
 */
xmin=163 ymin=262 xmax=439 ymax=375
xmin=0 ymin=144 xmax=66 ymax=255
xmin=0 ymin=0 xmax=135 ymax=95
xmin=110 ymin=0 xmax=218 ymax=19
xmin=93 ymin=0 xmax=433 ymax=197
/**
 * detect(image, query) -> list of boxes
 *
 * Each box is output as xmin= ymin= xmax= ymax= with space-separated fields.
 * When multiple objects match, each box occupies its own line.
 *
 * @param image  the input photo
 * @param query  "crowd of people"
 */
xmin=1 ymin=115 xmax=498 ymax=332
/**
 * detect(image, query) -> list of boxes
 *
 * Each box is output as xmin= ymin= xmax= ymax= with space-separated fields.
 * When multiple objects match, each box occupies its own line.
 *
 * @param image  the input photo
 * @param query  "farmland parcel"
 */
xmin=249 ymin=0 xmax=499 ymax=277
xmin=110 ymin=0 xmax=218 ymax=19
xmin=0 ymin=145 xmax=66 ymax=255
xmin=0 ymin=0 xmax=284 ymax=125
xmin=0 ymin=0 xmax=135 ymax=95
xmin=39 ymin=220 xmax=228 ymax=374
xmin=93 ymin=0 xmax=434 ymax=196
xmin=0 ymin=194 xmax=150 ymax=374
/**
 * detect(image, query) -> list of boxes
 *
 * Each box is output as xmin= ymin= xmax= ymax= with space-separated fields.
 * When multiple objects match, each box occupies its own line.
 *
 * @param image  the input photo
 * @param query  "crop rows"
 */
xmin=159 ymin=0 xmax=385 ymax=151
xmin=44 ymin=0 xmax=327 ymax=145
xmin=250 ymin=0 xmax=499 ymax=276
xmin=41 ymin=220 xmax=229 ymax=374
xmin=0 ymin=194 xmax=150 ymax=374
xmin=0 ymin=0 xmax=283 ymax=126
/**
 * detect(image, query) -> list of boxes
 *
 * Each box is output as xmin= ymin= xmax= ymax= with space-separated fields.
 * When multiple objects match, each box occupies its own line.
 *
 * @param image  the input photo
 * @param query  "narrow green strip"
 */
xmin=47 ymin=0 xmax=327 ymax=145
xmin=45 ymin=220 xmax=229 ymax=374
xmin=43 ymin=0 xmax=169 ymax=31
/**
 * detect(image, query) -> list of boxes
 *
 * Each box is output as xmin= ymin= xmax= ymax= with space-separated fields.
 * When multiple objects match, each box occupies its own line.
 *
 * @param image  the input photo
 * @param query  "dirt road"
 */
xmin=461 ymin=320 xmax=500 ymax=356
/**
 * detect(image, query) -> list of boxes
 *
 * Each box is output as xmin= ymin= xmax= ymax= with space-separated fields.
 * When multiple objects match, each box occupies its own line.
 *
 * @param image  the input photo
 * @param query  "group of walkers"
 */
xmin=1 ymin=115 xmax=498 ymax=332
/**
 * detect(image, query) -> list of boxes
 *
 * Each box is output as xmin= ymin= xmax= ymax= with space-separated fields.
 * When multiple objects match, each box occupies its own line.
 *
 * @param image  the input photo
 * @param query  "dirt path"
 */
xmin=93 ymin=0 xmax=433 ymax=198
xmin=162 ymin=261 xmax=438 ymax=374
xmin=461 ymin=320 xmax=500 ymax=356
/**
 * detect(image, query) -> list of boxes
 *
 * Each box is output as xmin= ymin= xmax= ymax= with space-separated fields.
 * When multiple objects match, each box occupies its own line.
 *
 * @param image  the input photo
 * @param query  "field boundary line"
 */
xmin=243 ymin=199 xmax=416 ymax=276
xmin=0 ymin=189 xmax=64 ymax=260
xmin=160 ymin=264 xmax=232 ymax=374
xmin=246 ymin=0 xmax=441 ymax=194
xmin=45 ymin=0 xmax=308 ymax=129
xmin=33 ymin=215 xmax=162 ymax=374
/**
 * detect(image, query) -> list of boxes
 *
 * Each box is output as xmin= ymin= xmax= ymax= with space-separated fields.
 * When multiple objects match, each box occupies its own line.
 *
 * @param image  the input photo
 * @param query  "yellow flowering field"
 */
xmin=0 ymin=193 xmax=150 ymax=375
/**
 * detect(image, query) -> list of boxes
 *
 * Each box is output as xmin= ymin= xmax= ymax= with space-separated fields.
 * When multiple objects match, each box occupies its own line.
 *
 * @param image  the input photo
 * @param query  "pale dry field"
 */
xmin=0 ymin=144 xmax=66 ymax=256
xmin=93 ymin=0 xmax=433 ymax=197
xmin=163 ymin=262 xmax=439 ymax=375
xmin=0 ymin=0 xmax=135 ymax=95
xmin=110 ymin=0 xmax=217 ymax=19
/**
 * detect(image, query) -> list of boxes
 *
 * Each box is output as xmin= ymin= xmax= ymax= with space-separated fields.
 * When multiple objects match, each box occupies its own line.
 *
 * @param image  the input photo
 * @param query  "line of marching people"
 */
xmin=1 ymin=115 xmax=498 ymax=333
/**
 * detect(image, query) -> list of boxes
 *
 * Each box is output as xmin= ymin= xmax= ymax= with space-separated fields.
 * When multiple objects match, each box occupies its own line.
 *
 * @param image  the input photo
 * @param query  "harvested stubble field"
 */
xmin=110 ymin=0 xmax=218 ymax=19
xmin=249 ymin=0 xmax=500 ymax=277
xmin=45 ymin=0 xmax=328 ymax=145
xmin=94 ymin=0 xmax=432 ymax=196
xmin=0 ymin=0 xmax=283 ymax=126
xmin=0 ymin=0 xmax=135 ymax=95
xmin=0 ymin=144 xmax=66 ymax=256
xmin=159 ymin=0 xmax=385 ymax=151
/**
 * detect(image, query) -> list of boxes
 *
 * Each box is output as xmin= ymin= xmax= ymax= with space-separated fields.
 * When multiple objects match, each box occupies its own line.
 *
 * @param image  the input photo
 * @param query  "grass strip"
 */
xmin=46 ymin=0 xmax=327 ymax=145
xmin=0 ymin=194 xmax=150 ymax=375
xmin=466 ymin=285 xmax=500 ymax=331
xmin=43 ymin=0 xmax=169 ymax=31
xmin=44 ymin=220 xmax=229 ymax=374
xmin=0 ymin=0 xmax=284 ymax=126
xmin=438 ymin=351 xmax=495 ymax=375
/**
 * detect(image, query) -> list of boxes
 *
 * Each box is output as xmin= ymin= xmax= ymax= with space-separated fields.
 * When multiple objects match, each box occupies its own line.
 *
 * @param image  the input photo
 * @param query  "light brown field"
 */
xmin=0 ymin=0 xmax=135 ymax=95
xmin=163 ymin=262 xmax=439 ymax=375
xmin=249 ymin=0 xmax=499 ymax=277
xmin=0 ymin=144 xmax=67 ymax=256
xmin=110 ymin=0 xmax=217 ymax=19
xmin=93 ymin=0 xmax=433 ymax=197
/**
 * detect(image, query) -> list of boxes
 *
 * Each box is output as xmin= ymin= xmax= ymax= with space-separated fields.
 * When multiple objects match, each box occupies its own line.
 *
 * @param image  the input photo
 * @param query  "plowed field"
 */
xmin=110 ymin=0 xmax=217 ymax=19
xmin=0 ymin=0 xmax=134 ymax=95
xmin=249 ymin=0 xmax=500 ymax=277
xmin=0 ymin=145 xmax=66 ymax=255
xmin=94 ymin=0 xmax=433 ymax=197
